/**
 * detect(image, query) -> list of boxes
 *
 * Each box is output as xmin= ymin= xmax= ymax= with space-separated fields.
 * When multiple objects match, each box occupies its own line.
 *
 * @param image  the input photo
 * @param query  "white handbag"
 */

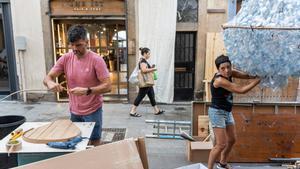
xmin=128 ymin=65 xmax=139 ymax=85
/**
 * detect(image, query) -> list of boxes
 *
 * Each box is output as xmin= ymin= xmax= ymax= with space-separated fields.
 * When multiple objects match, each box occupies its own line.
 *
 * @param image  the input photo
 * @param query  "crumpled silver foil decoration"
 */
xmin=223 ymin=0 xmax=300 ymax=89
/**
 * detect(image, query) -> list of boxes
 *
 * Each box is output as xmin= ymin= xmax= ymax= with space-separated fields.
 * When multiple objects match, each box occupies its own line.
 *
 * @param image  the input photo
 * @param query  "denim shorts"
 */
xmin=208 ymin=107 xmax=235 ymax=128
xmin=70 ymin=107 xmax=103 ymax=141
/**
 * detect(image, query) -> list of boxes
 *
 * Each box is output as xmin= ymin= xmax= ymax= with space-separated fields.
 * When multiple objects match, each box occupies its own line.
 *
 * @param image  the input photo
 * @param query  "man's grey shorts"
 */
xmin=208 ymin=107 xmax=235 ymax=128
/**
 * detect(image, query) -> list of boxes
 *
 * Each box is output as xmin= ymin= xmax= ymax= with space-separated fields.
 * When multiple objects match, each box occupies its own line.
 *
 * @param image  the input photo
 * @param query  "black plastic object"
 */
xmin=0 ymin=115 xmax=25 ymax=169
xmin=0 ymin=115 xmax=26 ymax=140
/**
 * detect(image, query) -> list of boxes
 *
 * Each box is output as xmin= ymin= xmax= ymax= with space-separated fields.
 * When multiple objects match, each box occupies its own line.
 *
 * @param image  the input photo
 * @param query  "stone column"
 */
xmin=127 ymin=0 xmax=139 ymax=103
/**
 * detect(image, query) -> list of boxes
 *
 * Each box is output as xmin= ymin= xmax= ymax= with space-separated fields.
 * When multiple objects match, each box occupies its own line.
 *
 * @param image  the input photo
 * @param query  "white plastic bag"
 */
xmin=129 ymin=65 xmax=139 ymax=85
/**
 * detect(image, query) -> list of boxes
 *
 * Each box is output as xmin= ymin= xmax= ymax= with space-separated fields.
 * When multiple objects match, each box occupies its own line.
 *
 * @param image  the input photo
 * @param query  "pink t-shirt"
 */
xmin=51 ymin=51 xmax=109 ymax=115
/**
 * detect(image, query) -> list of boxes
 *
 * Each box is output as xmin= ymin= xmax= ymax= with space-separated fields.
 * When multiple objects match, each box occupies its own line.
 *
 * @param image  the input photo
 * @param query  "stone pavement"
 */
xmin=0 ymin=101 xmax=285 ymax=169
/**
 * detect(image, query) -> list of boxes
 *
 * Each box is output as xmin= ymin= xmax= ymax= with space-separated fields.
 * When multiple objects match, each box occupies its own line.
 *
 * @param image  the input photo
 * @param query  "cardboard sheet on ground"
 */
xmin=14 ymin=138 xmax=147 ymax=169
xmin=176 ymin=163 xmax=208 ymax=169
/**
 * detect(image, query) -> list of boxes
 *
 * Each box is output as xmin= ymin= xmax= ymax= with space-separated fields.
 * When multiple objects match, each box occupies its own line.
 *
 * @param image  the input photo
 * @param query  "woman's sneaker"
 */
xmin=216 ymin=162 xmax=232 ymax=169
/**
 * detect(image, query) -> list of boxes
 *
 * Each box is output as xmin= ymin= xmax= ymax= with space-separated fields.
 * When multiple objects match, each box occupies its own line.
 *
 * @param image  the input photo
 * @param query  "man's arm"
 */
xmin=232 ymin=69 xmax=257 ymax=79
xmin=43 ymin=70 xmax=64 ymax=92
xmin=69 ymin=77 xmax=111 ymax=96
xmin=90 ymin=77 xmax=112 ymax=94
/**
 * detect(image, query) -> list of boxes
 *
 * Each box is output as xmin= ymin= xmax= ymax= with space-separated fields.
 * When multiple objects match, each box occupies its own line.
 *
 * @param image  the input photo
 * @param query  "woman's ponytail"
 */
xmin=139 ymin=47 xmax=150 ymax=56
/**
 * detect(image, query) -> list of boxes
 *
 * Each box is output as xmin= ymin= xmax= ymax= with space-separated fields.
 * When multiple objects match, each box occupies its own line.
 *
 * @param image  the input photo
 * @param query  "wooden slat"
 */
xmin=234 ymin=78 xmax=299 ymax=102
xmin=204 ymin=33 xmax=216 ymax=81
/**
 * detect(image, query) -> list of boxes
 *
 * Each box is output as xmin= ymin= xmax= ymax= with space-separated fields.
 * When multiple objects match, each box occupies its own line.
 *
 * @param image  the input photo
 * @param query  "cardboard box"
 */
xmin=15 ymin=138 xmax=148 ymax=169
xmin=186 ymin=137 xmax=213 ymax=163
xmin=176 ymin=163 xmax=208 ymax=169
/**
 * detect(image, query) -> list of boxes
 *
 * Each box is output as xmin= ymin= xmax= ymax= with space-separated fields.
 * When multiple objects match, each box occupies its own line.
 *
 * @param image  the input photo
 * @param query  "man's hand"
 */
xmin=47 ymin=81 xmax=65 ymax=92
xmin=69 ymin=87 xmax=88 ymax=96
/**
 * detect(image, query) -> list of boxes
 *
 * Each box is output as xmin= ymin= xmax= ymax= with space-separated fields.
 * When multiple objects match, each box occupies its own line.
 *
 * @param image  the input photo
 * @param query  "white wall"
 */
xmin=10 ymin=0 xmax=47 ymax=92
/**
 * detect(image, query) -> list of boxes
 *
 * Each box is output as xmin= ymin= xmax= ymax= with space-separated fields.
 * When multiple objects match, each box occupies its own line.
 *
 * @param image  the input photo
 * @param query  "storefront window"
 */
xmin=177 ymin=0 xmax=198 ymax=22
xmin=52 ymin=20 xmax=128 ymax=100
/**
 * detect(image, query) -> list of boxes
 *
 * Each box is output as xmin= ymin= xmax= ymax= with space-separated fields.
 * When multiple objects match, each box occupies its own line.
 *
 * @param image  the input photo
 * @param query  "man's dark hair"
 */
xmin=215 ymin=55 xmax=231 ymax=69
xmin=67 ymin=25 xmax=88 ymax=43
xmin=139 ymin=47 xmax=150 ymax=56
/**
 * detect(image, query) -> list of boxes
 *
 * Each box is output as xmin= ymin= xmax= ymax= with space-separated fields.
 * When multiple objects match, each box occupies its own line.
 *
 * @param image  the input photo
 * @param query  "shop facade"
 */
xmin=49 ymin=0 xmax=130 ymax=101
xmin=7 ymin=0 xmax=233 ymax=103
xmin=4 ymin=0 xmax=136 ymax=102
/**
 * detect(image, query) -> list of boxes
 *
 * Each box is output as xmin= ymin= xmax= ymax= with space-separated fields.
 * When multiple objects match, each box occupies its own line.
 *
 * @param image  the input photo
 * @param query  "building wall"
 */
xmin=194 ymin=0 xmax=228 ymax=100
xmin=10 ymin=0 xmax=48 ymax=101
xmin=39 ymin=0 xmax=56 ymax=101
xmin=8 ymin=0 xmax=228 ymax=102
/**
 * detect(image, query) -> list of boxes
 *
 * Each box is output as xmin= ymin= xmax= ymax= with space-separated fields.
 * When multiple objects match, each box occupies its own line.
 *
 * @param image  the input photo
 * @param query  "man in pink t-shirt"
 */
xmin=43 ymin=25 xmax=111 ymax=146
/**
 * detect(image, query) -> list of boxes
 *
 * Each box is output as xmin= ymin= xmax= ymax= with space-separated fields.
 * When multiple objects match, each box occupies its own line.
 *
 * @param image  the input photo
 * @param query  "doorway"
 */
xmin=0 ymin=2 xmax=18 ymax=98
xmin=174 ymin=32 xmax=196 ymax=101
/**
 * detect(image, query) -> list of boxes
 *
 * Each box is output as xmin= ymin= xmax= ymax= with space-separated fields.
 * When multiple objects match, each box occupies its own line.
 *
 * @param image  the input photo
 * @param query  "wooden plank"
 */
xmin=204 ymin=33 xmax=216 ymax=81
xmin=204 ymin=33 xmax=226 ymax=101
xmin=207 ymin=9 xmax=226 ymax=13
xmin=23 ymin=120 xmax=81 ymax=144
xmin=192 ymin=102 xmax=300 ymax=162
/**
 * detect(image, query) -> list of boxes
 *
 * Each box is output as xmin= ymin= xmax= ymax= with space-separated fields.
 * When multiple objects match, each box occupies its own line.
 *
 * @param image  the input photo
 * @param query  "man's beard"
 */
xmin=73 ymin=50 xmax=84 ymax=57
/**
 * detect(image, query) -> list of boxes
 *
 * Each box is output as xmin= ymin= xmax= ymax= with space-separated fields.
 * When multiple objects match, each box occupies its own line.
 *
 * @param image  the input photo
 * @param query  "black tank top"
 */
xmin=210 ymin=73 xmax=233 ymax=112
xmin=139 ymin=58 xmax=151 ymax=69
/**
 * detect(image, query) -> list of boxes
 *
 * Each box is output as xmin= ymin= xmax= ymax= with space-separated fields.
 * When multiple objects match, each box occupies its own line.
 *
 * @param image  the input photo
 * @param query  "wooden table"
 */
xmin=0 ymin=122 xmax=95 ymax=167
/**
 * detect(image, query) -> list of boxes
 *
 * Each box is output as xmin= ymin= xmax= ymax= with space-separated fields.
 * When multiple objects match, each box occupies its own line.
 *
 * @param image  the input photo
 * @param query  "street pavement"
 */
xmin=0 ymin=101 xmax=285 ymax=169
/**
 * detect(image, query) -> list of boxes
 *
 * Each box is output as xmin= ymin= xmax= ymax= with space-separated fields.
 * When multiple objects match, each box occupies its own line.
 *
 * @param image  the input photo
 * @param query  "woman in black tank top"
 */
xmin=207 ymin=55 xmax=261 ymax=169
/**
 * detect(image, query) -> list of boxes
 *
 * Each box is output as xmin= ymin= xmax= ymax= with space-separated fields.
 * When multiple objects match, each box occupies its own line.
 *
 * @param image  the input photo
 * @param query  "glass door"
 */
xmin=0 ymin=5 xmax=9 ymax=93
xmin=52 ymin=19 xmax=128 ymax=101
